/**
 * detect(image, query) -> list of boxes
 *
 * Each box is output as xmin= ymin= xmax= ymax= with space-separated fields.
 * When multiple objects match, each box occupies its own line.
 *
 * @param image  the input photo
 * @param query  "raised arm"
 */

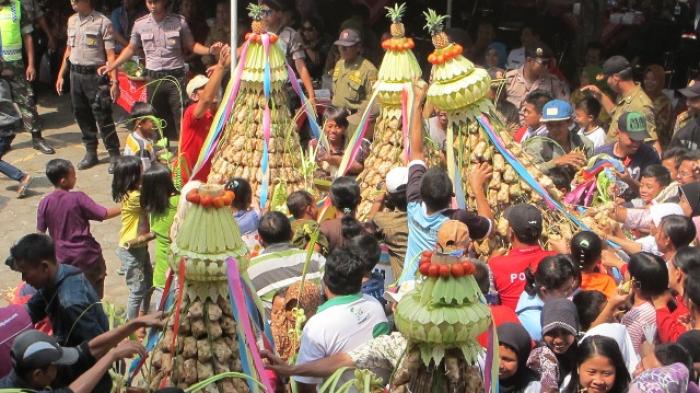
xmin=194 ymin=45 xmax=231 ymax=119
xmin=409 ymin=80 xmax=428 ymax=162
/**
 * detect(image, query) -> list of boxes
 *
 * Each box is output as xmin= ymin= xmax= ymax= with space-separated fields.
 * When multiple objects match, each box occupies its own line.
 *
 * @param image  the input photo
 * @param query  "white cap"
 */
xmin=186 ymin=75 xmax=209 ymax=98
xmin=386 ymin=167 xmax=409 ymax=194
xmin=649 ymin=203 xmax=684 ymax=227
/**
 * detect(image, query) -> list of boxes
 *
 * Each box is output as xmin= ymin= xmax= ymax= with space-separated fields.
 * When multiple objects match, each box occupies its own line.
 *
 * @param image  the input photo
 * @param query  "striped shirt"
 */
xmin=246 ymin=243 xmax=325 ymax=310
xmin=621 ymin=302 xmax=657 ymax=354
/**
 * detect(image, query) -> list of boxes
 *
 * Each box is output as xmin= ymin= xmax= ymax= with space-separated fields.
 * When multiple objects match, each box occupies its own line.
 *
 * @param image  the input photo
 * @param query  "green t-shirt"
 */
xmin=151 ymin=194 xmax=179 ymax=288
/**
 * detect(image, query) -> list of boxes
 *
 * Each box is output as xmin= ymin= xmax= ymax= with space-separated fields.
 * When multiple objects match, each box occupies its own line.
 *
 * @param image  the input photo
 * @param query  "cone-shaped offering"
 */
xmin=148 ymin=184 xmax=252 ymax=392
xmin=207 ymin=4 xmax=304 ymax=204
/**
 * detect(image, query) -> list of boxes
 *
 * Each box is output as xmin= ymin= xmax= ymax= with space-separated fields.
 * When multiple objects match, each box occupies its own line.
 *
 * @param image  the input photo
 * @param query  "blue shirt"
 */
xmin=515 ymin=291 xmax=544 ymax=341
xmin=398 ymin=161 xmax=492 ymax=284
xmin=594 ymin=143 xmax=661 ymax=181
xmin=234 ymin=209 xmax=260 ymax=235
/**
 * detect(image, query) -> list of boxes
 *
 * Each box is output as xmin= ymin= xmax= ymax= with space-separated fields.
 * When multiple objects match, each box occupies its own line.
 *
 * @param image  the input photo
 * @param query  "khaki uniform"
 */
xmin=505 ymin=66 xmax=569 ymax=125
xmin=606 ymin=83 xmax=657 ymax=142
xmin=130 ymin=13 xmax=194 ymax=139
xmin=673 ymin=110 xmax=697 ymax=135
xmin=331 ymin=56 xmax=377 ymax=113
xmin=66 ymin=11 xmax=119 ymax=155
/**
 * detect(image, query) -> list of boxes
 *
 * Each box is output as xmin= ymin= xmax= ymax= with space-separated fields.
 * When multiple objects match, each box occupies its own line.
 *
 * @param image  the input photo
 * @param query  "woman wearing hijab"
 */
xmin=679 ymin=182 xmax=700 ymax=243
xmin=484 ymin=42 xmax=507 ymax=74
xmin=643 ymin=65 xmax=674 ymax=149
xmin=498 ymin=323 xmax=540 ymax=393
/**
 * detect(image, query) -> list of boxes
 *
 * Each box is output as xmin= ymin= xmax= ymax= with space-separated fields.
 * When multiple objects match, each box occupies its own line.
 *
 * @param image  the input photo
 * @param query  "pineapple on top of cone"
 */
xmin=356 ymin=3 xmax=439 ymax=220
xmin=207 ymin=3 xmax=305 ymax=205
xmin=422 ymin=9 xmax=565 ymax=257
xmin=392 ymin=220 xmax=491 ymax=393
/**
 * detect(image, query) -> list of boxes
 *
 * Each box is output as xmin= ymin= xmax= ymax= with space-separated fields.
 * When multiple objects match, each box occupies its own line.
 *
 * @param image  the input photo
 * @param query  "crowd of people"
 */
xmin=5 ymin=0 xmax=700 ymax=392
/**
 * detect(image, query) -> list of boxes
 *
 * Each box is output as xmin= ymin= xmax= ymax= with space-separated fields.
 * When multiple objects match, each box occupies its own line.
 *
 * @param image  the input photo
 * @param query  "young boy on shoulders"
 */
xmin=37 ymin=159 xmax=120 ymax=298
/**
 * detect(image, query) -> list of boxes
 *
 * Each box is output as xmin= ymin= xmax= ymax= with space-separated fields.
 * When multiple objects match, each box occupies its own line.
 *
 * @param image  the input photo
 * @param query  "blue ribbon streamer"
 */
xmin=453 ymin=160 xmax=466 ymax=209
xmin=227 ymin=273 xmax=256 ymax=392
xmin=260 ymin=143 xmax=270 ymax=208
xmin=241 ymin=275 xmax=275 ymax=348
xmin=285 ymin=63 xmax=321 ymax=140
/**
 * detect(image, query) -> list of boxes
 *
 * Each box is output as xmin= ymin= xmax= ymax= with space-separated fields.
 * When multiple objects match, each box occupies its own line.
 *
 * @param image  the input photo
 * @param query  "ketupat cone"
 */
xmin=423 ymin=10 xmax=565 ymax=256
xmin=148 ymin=184 xmax=250 ymax=391
xmin=356 ymin=3 xmax=440 ymax=220
xmin=207 ymin=4 xmax=304 ymax=204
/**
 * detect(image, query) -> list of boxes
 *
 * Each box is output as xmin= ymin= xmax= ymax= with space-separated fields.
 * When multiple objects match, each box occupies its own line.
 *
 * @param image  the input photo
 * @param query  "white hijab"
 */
xmin=583 ymin=323 xmax=640 ymax=374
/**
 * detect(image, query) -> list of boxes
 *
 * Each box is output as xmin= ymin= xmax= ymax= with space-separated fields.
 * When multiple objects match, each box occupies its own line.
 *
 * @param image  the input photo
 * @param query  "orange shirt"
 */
xmin=580 ymin=271 xmax=617 ymax=299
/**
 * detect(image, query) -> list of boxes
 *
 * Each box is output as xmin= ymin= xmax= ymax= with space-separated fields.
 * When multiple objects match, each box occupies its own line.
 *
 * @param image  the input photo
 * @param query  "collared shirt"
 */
xmin=294 ymin=293 xmax=389 ymax=385
xmin=25 ymin=265 xmax=108 ymax=348
xmin=607 ymin=83 xmax=657 ymax=142
xmin=519 ymin=124 xmax=548 ymax=143
xmin=594 ymin=142 xmax=661 ymax=181
xmin=123 ymin=131 xmax=154 ymax=172
xmin=669 ymin=114 xmax=700 ymax=150
xmin=331 ymin=56 xmax=378 ymax=113
xmin=130 ymin=13 xmax=194 ymax=71
xmin=505 ymin=66 xmax=569 ymax=125
xmin=246 ymin=242 xmax=325 ymax=310
xmin=488 ymin=245 xmax=556 ymax=310
xmin=67 ymin=11 xmax=114 ymax=66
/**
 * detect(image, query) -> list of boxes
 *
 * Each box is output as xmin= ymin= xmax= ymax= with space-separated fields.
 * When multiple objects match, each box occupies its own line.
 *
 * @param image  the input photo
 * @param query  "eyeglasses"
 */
xmin=260 ymin=8 xmax=273 ymax=15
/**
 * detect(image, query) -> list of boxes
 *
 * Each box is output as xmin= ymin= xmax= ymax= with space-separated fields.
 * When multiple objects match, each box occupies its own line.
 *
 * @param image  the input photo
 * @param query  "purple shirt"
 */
xmin=36 ymin=190 xmax=107 ymax=270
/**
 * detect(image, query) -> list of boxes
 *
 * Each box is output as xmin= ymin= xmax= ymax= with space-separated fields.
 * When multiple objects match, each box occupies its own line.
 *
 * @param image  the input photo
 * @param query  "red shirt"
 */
xmin=179 ymin=103 xmax=213 ymax=183
xmin=477 ymin=305 xmax=520 ymax=348
xmin=656 ymin=294 xmax=689 ymax=343
xmin=488 ymin=245 xmax=556 ymax=310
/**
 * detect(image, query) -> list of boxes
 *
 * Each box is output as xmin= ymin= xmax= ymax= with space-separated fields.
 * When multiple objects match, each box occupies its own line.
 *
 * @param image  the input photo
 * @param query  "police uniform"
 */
xmin=0 ymin=0 xmax=53 ymax=154
xmin=505 ymin=46 xmax=569 ymax=125
xmin=330 ymin=29 xmax=378 ymax=114
xmin=131 ymin=12 xmax=194 ymax=140
xmin=66 ymin=10 xmax=120 ymax=167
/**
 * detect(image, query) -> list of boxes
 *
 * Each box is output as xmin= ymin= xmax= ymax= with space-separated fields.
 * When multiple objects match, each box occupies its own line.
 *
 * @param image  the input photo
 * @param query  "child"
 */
xmin=635 ymin=164 xmax=674 ymax=207
xmin=320 ymin=176 xmax=365 ymax=252
xmin=514 ymin=90 xmax=553 ymax=142
xmin=575 ymin=96 xmax=606 ymax=149
xmin=571 ymin=231 xmax=617 ymax=299
xmin=547 ymin=166 xmax=574 ymax=195
xmin=347 ymin=233 xmax=385 ymax=305
xmin=37 ymin=159 xmax=121 ymax=298
xmin=562 ymin=335 xmax=631 ymax=393
xmin=140 ymin=163 xmax=179 ymax=308
xmin=225 ymin=177 xmax=260 ymax=254
xmin=622 ymin=252 xmax=664 ymax=354
xmin=123 ymin=102 xmax=158 ymax=172
xmin=313 ymin=106 xmax=369 ymax=178
xmin=287 ymin=190 xmax=329 ymax=254
xmin=112 ymin=155 xmax=152 ymax=320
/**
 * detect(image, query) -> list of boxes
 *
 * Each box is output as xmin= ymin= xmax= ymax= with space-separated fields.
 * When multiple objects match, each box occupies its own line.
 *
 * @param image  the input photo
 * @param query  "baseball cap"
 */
xmin=385 ymin=167 xmax=408 ymax=194
xmin=617 ymin=111 xmax=649 ymax=141
xmin=504 ymin=203 xmax=542 ymax=238
xmin=334 ymin=29 xmax=361 ymax=47
xmin=11 ymin=330 xmax=79 ymax=370
xmin=596 ymin=55 xmax=631 ymax=80
xmin=186 ymin=75 xmax=209 ymax=98
xmin=679 ymin=79 xmax=700 ymax=99
xmin=436 ymin=220 xmax=470 ymax=254
xmin=541 ymin=99 xmax=573 ymax=122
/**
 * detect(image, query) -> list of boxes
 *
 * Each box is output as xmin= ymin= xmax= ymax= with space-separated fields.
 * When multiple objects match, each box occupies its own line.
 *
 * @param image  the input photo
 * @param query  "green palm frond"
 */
xmin=385 ymin=2 xmax=407 ymax=23
xmin=247 ymin=3 xmax=264 ymax=20
xmin=422 ymin=8 xmax=449 ymax=34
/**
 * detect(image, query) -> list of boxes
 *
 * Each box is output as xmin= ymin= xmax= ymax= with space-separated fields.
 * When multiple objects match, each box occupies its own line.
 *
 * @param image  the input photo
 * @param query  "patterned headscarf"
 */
xmin=270 ymin=281 xmax=322 ymax=361
xmin=629 ymin=363 xmax=689 ymax=393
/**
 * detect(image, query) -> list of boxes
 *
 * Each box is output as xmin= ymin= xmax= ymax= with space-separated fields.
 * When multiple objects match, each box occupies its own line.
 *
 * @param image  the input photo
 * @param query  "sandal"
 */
xmin=17 ymin=174 xmax=31 ymax=198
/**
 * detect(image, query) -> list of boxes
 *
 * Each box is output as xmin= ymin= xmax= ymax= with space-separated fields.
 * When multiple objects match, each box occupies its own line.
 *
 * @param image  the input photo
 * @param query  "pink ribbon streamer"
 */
xmin=400 ymin=86 xmax=410 ymax=164
xmin=226 ymin=258 xmax=275 ymax=393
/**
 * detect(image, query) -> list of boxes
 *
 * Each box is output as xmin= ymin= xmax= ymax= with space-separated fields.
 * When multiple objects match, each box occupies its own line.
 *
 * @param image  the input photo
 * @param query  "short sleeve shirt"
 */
xmin=123 ymin=132 xmax=155 ymax=172
xmin=488 ymin=245 xmax=556 ymax=310
xmin=130 ymin=13 xmax=194 ymax=71
xmin=669 ymin=115 xmax=700 ymax=150
xmin=607 ymin=83 xmax=658 ymax=142
xmin=594 ymin=143 xmax=661 ymax=181
xmin=36 ymin=189 xmax=107 ymax=271
xmin=331 ymin=57 xmax=378 ymax=113
xmin=118 ymin=190 xmax=144 ymax=246
xmin=67 ymin=11 xmax=114 ymax=66
xmin=399 ymin=161 xmax=492 ymax=284
xmin=180 ymin=103 xmax=213 ymax=183
xmin=505 ymin=66 xmax=570 ymax=125
xmin=293 ymin=293 xmax=389 ymax=385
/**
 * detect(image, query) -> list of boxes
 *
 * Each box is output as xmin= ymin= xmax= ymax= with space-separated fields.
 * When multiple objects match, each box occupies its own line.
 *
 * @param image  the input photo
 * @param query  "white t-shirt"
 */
xmin=428 ymin=116 xmax=446 ymax=150
xmin=293 ymin=293 xmax=389 ymax=385
xmin=577 ymin=126 xmax=606 ymax=149
xmin=507 ymin=47 xmax=525 ymax=69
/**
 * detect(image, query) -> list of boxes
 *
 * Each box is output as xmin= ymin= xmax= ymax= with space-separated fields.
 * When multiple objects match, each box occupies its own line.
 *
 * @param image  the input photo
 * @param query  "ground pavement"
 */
xmin=0 ymin=90 xmax=132 ymax=307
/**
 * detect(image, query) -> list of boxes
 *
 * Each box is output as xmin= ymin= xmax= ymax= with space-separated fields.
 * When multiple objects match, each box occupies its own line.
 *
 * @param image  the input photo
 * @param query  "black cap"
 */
xmin=597 ymin=55 xmax=631 ymax=80
xmin=524 ymin=43 xmax=552 ymax=60
xmin=11 ymin=330 xmax=79 ymax=370
xmin=504 ymin=203 xmax=542 ymax=238
xmin=679 ymin=80 xmax=700 ymax=99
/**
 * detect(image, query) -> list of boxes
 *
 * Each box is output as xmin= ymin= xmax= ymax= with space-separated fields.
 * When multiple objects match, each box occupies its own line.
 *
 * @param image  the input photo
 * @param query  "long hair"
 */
xmin=330 ymin=177 xmax=363 ymax=241
xmin=570 ymin=231 xmax=602 ymax=270
xmin=112 ymin=155 xmax=142 ymax=202
xmin=564 ymin=335 xmax=631 ymax=393
xmin=140 ymin=163 xmax=177 ymax=215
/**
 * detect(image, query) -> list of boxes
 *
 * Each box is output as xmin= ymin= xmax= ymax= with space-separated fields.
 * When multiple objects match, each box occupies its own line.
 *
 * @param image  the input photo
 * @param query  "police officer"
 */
xmin=582 ymin=55 xmax=660 ymax=153
xmin=0 ymin=0 xmax=54 ymax=154
xmin=100 ymin=0 xmax=222 ymax=142
xmin=505 ymin=43 xmax=569 ymax=126
xmin=330 ymin=28 xmax=377 ymax=115
xmin=56 ymin=0 xmax=120 ymax=172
